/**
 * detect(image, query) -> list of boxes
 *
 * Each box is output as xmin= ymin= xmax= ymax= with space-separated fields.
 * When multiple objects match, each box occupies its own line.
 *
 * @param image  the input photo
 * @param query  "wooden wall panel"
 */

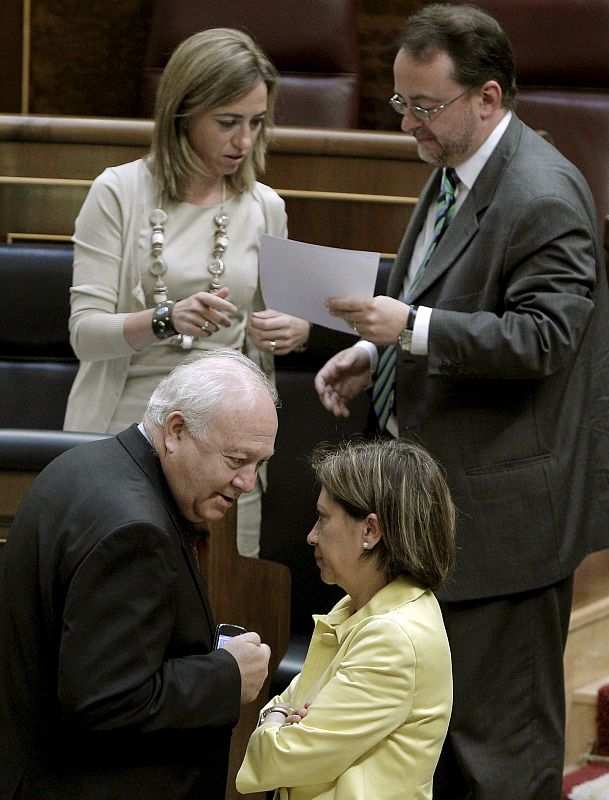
xmin=356 ymin=0 xmax=423 ymax=131
xmin=29 ymin=0 xmax=154 ymax=117
xmin=0 ymin=0 xmax=24 ymax=113
xmin=0 ymin=116 xmax=433 ymax=253
xmin=1 ymin=0 xmax=423 ymax=129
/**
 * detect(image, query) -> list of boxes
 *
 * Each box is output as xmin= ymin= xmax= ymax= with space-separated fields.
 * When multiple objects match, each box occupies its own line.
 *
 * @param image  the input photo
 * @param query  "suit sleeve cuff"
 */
xmin=354 ymin=338 xmax=378 ymax=371
xmin=411 ymin=305 xmax=432 ymax=355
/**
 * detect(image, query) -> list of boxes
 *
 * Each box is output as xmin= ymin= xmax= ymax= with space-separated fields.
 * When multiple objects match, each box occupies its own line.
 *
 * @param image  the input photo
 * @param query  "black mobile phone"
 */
xmin=214 ymin=623 xmax=247 ymax=649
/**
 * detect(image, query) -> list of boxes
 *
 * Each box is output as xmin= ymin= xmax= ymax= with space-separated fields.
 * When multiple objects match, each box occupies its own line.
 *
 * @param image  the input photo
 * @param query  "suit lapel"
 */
xmin=409 ymin=197 xmax=479 ymax=301
xmin=116 ymin=425 xmax=216 ymax=634
xmin=390 ymin=116 xmax=523 ymax=303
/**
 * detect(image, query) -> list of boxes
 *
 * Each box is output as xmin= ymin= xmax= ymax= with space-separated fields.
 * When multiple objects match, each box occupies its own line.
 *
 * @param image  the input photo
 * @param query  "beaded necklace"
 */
xmin=150 ymin=180 xmax=230 ymax=301
xmin=149 ymin=181 xmax=230 ymax=348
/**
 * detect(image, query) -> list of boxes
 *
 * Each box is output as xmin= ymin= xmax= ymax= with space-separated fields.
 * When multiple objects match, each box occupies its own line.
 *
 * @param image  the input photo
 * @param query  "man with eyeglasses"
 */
xmin=315 ymin=4 xmax=609 ymax=799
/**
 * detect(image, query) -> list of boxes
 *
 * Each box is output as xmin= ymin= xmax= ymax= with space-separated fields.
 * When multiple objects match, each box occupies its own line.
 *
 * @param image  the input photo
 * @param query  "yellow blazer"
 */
xmin=236 ymin=576 xmax=452 ymax=800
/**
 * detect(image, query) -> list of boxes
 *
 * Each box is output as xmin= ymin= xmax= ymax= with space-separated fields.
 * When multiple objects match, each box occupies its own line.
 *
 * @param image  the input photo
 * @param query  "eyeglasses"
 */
xmin=389 ymin=88 xmax=471 ymax=122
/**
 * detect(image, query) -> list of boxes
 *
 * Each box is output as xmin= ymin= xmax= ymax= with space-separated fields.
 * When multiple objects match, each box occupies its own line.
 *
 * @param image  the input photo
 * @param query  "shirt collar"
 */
xmin=453 ymin=110 xmax=512 ymax=191
xmin=312 ymin=575 xmax=427 ymax=644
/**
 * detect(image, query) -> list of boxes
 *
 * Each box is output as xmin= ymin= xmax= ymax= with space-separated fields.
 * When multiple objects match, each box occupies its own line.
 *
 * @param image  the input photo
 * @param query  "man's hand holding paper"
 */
xmin=325 ymin=294 xmax=410 ymax=345
xmin=259 ymin=235 xmax=380 ymax=335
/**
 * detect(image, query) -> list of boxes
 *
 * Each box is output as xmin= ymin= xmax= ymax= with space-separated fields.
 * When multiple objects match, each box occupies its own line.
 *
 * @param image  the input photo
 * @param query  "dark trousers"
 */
xmin=433 ymin=576 xmax=574 ymax=800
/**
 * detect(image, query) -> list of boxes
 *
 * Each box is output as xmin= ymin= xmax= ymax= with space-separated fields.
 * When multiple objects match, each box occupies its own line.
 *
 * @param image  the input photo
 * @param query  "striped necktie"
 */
xmin=372 ymin=167 xmax=460 ymax=432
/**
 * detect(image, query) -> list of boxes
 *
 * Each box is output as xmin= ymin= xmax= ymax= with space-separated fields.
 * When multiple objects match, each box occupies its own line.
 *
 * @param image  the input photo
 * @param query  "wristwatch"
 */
xmin=398 ymin=305 xmax=418 ymax=352
xmin=259 ymin=705 xmax=291 ymax=725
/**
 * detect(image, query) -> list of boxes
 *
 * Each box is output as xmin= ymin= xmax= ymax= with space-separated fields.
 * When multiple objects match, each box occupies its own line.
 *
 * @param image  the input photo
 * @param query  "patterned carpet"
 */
xmin=563 ymin=685 xmax=609 ymax=799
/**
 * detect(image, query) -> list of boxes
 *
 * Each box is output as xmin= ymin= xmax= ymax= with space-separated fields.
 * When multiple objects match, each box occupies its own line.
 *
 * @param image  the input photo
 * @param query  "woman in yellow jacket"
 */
xmin=237 ymin=438 xmax=455 ymax=800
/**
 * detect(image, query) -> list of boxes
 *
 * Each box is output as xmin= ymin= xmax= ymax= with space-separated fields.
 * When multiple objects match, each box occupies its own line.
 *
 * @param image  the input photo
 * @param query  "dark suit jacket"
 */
xmin=0 ymin=425 xmax=241 ymax=800
xmin=389 ymin=115 xmax=609 ymax=602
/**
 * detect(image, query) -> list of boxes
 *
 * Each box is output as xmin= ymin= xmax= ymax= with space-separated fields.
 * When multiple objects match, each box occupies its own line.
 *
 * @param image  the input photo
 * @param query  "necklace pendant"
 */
xmin=149 ymin=181 xmax=230 ymax=313
xmin=215 ymin=234 xmax=229 ymax=252
xmin=150 ymin=256 xmax=167 ymax=277
xmin=208 ymin=257 xmax=225 ymax=291
xmin=153 ymin=277 xmax=168 ymax=305
xmin=150 ymin=208 xmax=168 ymax=226
xmin=177 ymin=334 xmax=195 ymax=350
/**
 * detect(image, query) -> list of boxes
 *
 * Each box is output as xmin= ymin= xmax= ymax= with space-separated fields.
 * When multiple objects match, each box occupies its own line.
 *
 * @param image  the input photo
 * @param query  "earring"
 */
xmin=362 ymin=542 xmax=369 ymax=549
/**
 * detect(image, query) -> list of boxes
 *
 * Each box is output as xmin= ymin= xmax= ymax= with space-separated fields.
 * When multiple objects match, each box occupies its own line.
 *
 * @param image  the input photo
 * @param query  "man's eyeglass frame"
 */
xmin=389 ymin=88 xmax=471 ymax=122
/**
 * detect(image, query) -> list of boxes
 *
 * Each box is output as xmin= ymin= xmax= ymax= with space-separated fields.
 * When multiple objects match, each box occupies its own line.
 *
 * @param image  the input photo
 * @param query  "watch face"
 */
xmin=399 ymin=329 xmax=413 ymax=351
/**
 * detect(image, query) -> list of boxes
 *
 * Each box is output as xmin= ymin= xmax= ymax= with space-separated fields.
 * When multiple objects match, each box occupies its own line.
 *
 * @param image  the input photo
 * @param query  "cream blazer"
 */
xmin=236 ymin=577 xmax=452 ymax=800
xmin=63 ymin=158 xmax=286 ymax=433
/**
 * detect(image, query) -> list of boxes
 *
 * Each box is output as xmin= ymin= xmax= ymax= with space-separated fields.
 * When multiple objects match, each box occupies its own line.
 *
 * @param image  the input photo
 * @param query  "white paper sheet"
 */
xmin=259 ymin=235 xmax=380 ymax=334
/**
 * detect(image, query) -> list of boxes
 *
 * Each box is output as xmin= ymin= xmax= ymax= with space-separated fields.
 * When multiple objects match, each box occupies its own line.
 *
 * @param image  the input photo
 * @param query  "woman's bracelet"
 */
xmin=152 ymin=300 xmax=177 ymax=339
xmin=259 ymin=705 xmax=291 ymax=725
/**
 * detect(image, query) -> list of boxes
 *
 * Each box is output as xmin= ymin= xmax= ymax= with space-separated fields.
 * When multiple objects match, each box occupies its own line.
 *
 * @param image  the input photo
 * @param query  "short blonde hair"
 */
xmin=311 ymin=438 xmax=456 ymax=589
xmin=150 ymin=28 xmax=278 ymax=204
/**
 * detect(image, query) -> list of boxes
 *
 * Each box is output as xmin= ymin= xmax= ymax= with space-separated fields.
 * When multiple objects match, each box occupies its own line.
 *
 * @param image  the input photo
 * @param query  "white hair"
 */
xmin=143 ymin=349 xmax=278 ymax=437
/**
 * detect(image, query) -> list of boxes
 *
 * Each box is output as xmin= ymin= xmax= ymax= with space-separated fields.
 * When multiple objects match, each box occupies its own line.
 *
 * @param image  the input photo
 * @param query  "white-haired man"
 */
xmin=0 ymin=348 xmax=278 ymax=800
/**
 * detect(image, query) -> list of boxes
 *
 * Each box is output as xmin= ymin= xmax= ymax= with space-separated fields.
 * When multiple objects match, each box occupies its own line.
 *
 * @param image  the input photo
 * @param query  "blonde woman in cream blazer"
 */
xmin=63 ymin=29 xmax=310 ymax=558
xmin=237 ymin=439 xmax=455 ymax=800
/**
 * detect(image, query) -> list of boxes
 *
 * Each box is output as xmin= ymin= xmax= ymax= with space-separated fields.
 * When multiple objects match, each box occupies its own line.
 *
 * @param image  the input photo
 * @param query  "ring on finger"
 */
xmin=201 ymin=319 xmax=210 ymax=332
xmin=268 ymin=339 xmax=277 ymax=353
